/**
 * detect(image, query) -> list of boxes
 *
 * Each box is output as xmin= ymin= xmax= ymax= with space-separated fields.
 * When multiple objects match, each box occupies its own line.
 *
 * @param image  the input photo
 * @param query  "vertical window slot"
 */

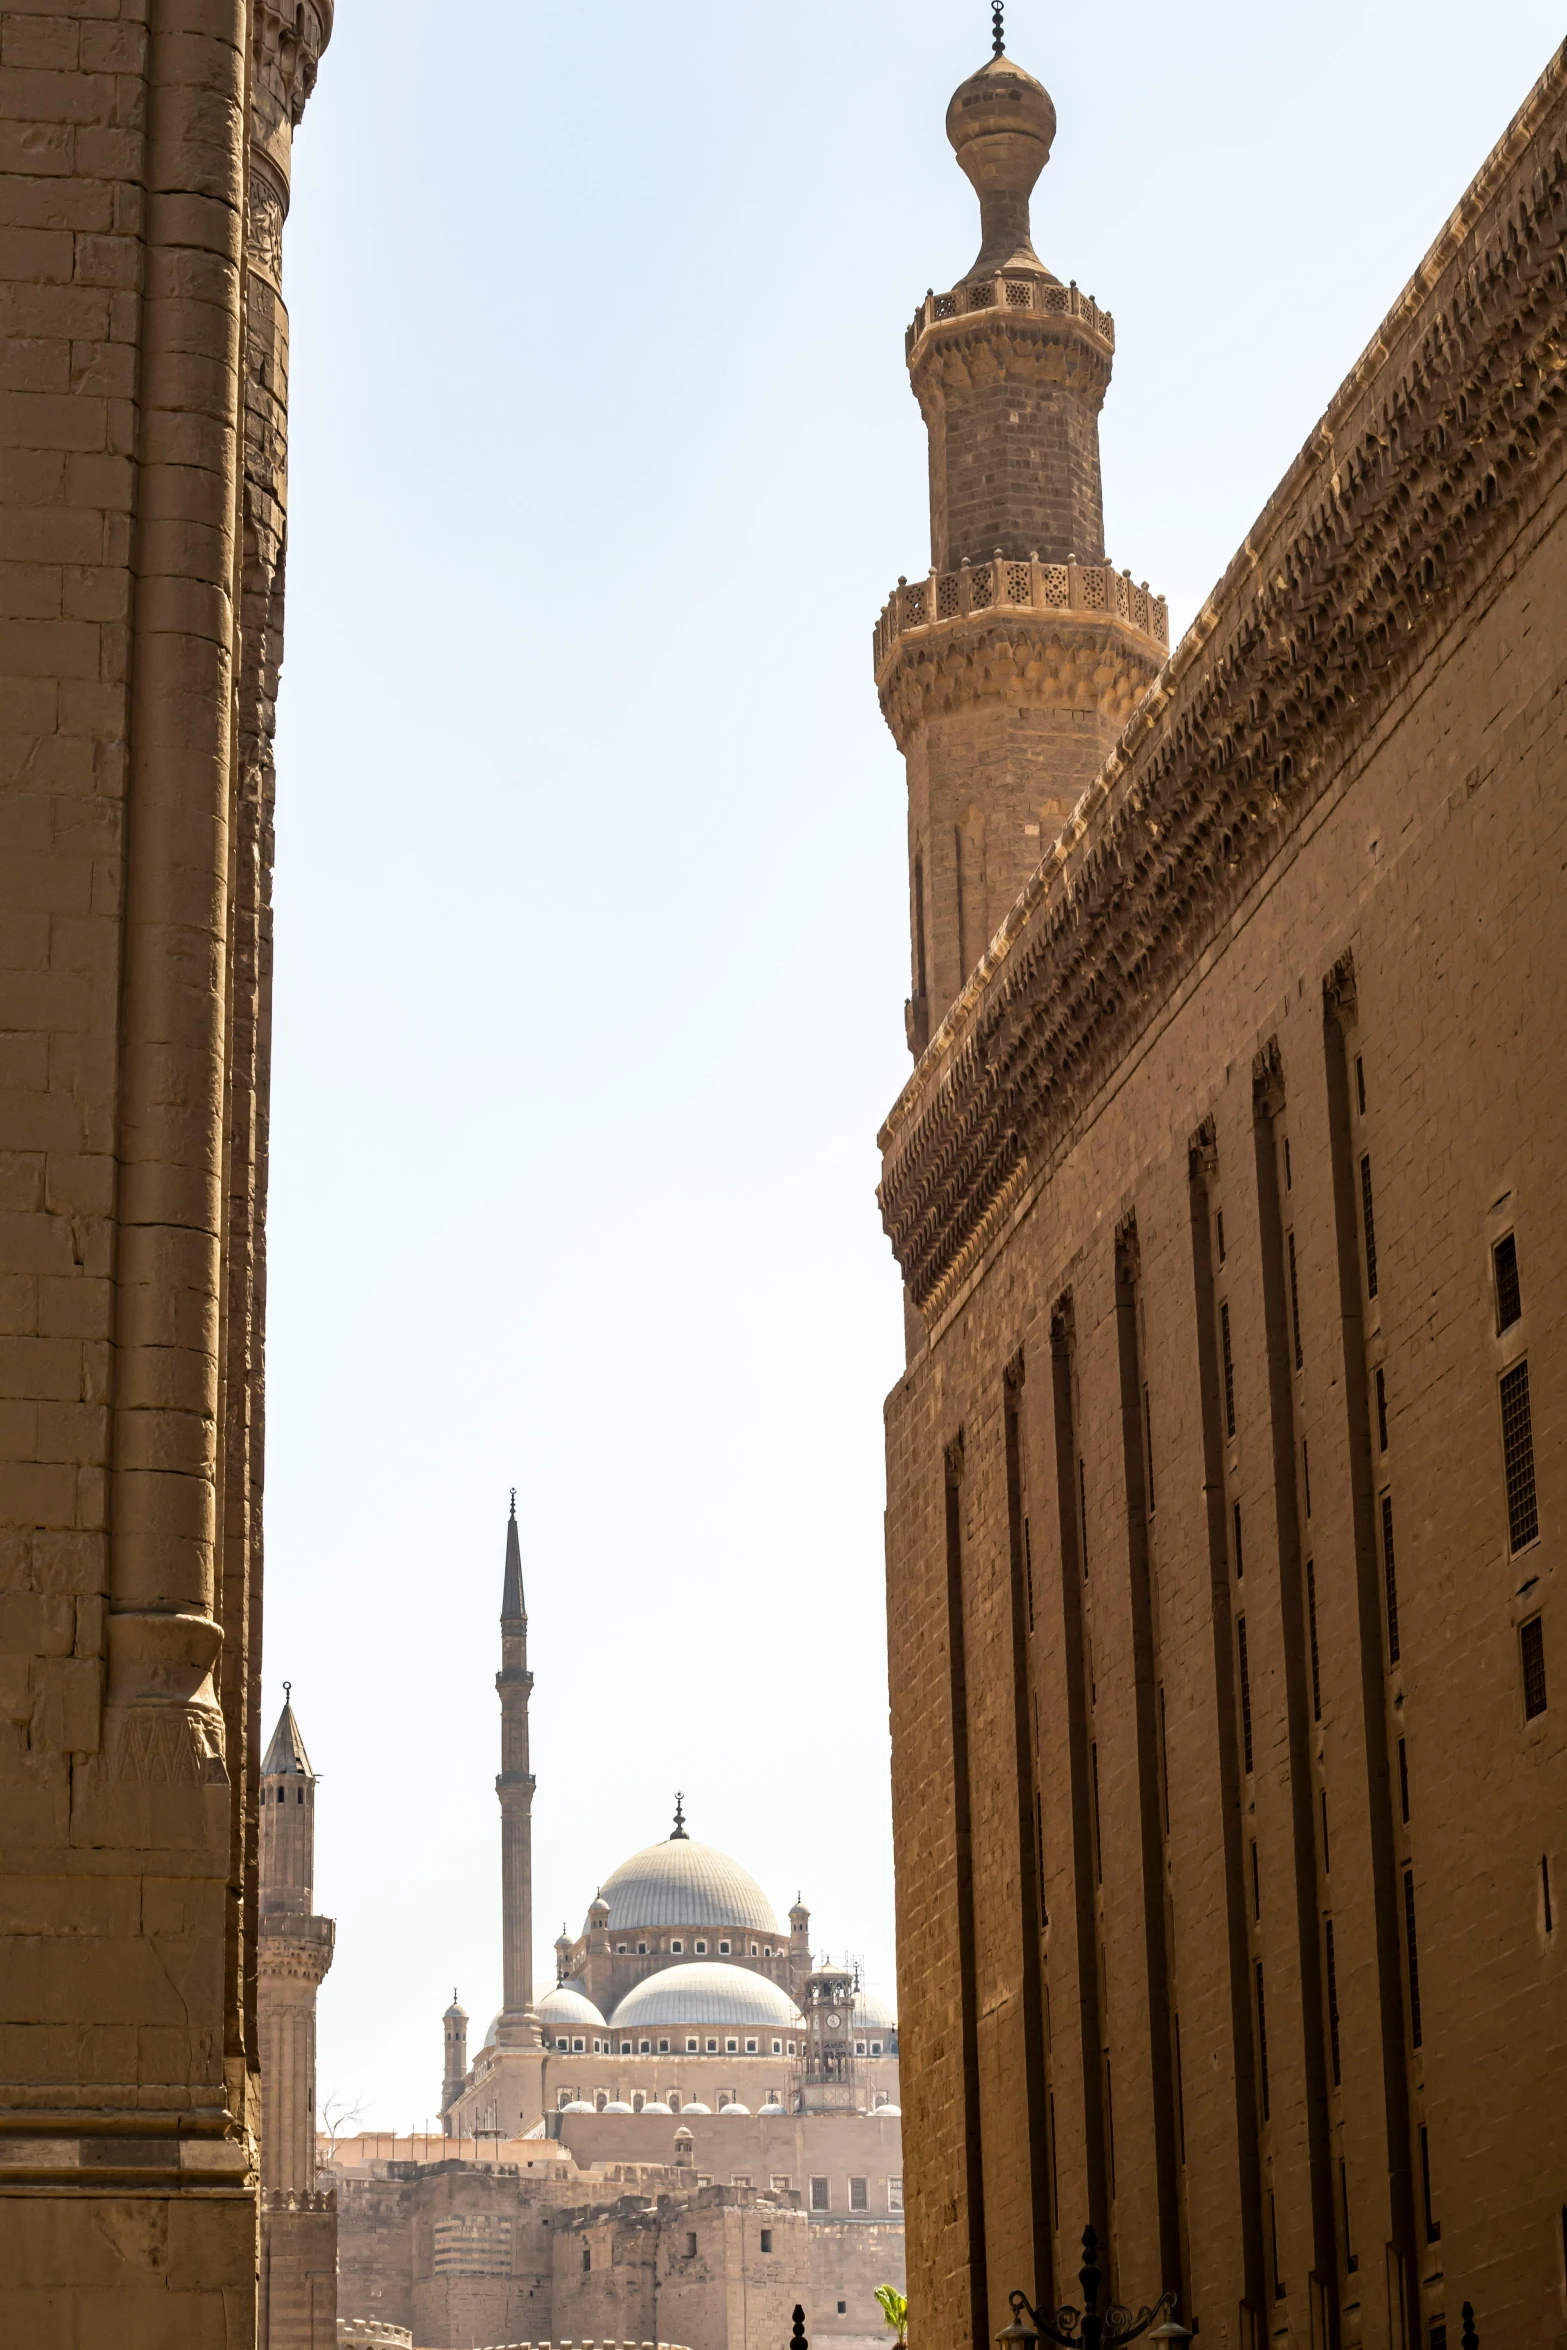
xmin=1381 ymin=1492 xmax=1401 ymax=1665
xmin=1307 ymin=1559 xmax=1322 ymax=1721
xmin=1255 ymin=1960 xmax=1271 ymax=2121
xmin=1360 ymin=1153 xmax=1379 ymax=1300
xmin=1325 ymin=1917 xmax=1342 ymax=2085
xmin=1376 ymin=1365 xmax=1388 ymax=1451
xmin=1288 ymin=1231 xmax=1303 ymax=1368
xmin=1221 ymin=1301 xmax=1236 ymax=1437
xmin=1522 ymin=1615 xmax=1548 ymax=1720
xmin=1501 ymin=1360 xmax=1538 ymax=1551
xmin=1493 ymin=1231 xmax=1521 ymax=1332
xmin=1404 ymin=1867 xmax=1423 ymax=2049
xmin=1238 ymin=1617 xmax=1254 ymax=1774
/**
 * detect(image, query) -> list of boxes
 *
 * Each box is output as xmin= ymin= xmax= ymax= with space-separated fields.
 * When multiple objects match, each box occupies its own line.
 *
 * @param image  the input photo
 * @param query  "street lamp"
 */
xmin=1000 ymin=2226 xmax=1189 ymax=2350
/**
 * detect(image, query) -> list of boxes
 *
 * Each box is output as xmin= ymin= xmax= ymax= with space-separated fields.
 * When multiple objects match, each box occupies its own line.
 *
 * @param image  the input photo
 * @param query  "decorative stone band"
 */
xmin=874 ymin=555 xmax=1168 ymax=679
xmin=0 ymin=2134 xmax=251 ymax=2184
xmin=878 ymin=38 xmax=1567 ymax=1318
xmin=906 ymin=274 xmax=1114 ymax=359
xmin=265 ymin=2186 xmax=336 ymax=2213
xmin=258 ymin=1914 xmax=336 ymax=1984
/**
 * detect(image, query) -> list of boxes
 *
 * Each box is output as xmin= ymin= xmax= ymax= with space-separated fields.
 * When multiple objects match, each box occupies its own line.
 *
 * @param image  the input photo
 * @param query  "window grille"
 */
xmin=1325 ymin=1919 xmax=1341 ymax=2085
xmin=1238 ymin=1617 xmax=1254 ymax=1773
xmin=1360 ymin=1155 xmax=1378 ymax=1298
xmin=889 ymin=2177 xmax=904 ymax=2213
xmin=1404 ymin=1867 xmax=1423 ymax=2048
xmin=1381 ymin=1492 xmax=1400 ymax=1663
xmin=850 ymin=2177 xmax=869 ymax=2212
xmin=1307 ymin=1560 xmax=1322 ymax=1721
xmin=1255 ymin=1961 xmax=1270 ymax=2120
xmin=1494 ymin=1231 xmax=1521 ymax=1331
xmin=1522 ymin=1615 xmax=1548 ymax=1719
xmin=1288 ymin=1232 xmax=1303 ymax=1368
xmin=810 ymin=2177 xmax=830 ymax=2212
xmin=1221 ymin=1302 xmax=1236 ymax=1436
xmin=1501 ymin=1360 xmax=1538 ymax=1550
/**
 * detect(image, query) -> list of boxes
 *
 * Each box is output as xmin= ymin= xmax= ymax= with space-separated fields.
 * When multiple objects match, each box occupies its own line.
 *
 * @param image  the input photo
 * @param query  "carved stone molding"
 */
xmin=911 ymin=310 xmax=1115 ymax=415
xmin=253 ymin=0 xmax=333 ymax=131
xmin=879 ymin=46 xmax=1567 ymax=1314
xmin=877 ymin=605 xmax=1165 ymax=751
xmin=906 ymin=274 xmax=1115 ymax=361
xmin=1253 ymin=1037 xmax=1287 ymax=1121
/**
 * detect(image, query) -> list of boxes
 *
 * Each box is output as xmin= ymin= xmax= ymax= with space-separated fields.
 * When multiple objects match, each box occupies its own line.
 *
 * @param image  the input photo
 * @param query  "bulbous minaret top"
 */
xmin=946 ymin=52 xmax=1058 ymax=280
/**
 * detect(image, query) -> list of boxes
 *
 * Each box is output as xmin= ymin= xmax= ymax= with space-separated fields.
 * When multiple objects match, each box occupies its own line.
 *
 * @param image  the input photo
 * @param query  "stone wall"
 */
xmin=0 ymin=2 xmax=329 ymax=2341
xmin=879 ymin=40 xmax=1567 ymax=2350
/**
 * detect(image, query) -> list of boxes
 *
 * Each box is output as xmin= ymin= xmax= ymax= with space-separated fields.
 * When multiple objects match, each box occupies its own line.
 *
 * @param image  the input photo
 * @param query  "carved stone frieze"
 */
xmin=877 ymin=607 xmax=1165 ymax=751
xmin=879 ymin=47 xmax=1567 ymax=1314
xmin=911 ymin=310 xmax=1114 ymax=417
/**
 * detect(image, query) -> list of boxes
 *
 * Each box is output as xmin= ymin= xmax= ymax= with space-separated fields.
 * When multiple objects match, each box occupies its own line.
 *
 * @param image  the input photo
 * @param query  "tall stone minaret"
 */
xmin=257 ymin=1691 xmax=335 ymax=2190
xmin=496 ymin=1493 xmax=539 ymax=2044
xmin=876 ymin=33 xmax=1166 ymax=1053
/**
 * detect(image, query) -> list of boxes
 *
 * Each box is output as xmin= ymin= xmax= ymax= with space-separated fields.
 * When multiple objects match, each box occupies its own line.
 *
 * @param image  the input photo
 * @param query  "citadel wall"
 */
xmin=0 ymin=4 xmax=329 ymax=2342
xmin=880 ymin=38 xmax=1567 ymax=2350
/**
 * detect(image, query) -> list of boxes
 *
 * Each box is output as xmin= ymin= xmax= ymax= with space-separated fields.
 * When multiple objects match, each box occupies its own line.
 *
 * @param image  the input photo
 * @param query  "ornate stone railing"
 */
xmin=875 ymin=555 xmax=1168 ymax=673
xmin=907 ymin=275 xmax=1114 ymax=358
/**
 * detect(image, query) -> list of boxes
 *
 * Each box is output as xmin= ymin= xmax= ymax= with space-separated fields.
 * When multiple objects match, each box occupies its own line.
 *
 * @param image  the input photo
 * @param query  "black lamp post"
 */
xmin=996 ymin=2226 xmax=1190 ymax=2350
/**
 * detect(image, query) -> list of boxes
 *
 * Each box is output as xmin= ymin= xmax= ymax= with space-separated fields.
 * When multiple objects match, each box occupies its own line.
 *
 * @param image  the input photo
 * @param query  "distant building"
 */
xmin=327 ymin=1506 xmax=904 ymax=2350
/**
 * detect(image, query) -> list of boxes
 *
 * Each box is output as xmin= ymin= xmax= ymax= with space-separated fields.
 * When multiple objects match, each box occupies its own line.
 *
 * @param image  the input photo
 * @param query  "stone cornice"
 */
xmin=259 ymin=1912 xmax=335 ymax=1987
xmin=878 ymin=41 xmax=1567 ymax=1316
xmin=910 ymin=310 xmax=1114 ymax=415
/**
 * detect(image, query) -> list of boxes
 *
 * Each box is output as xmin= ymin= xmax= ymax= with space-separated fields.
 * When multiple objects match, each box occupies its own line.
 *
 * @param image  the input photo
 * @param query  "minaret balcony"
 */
xmin=874 ymin=551 xmax=1168 ymax=684
xmin=906 ymin=273 xmax=1114 ymax=361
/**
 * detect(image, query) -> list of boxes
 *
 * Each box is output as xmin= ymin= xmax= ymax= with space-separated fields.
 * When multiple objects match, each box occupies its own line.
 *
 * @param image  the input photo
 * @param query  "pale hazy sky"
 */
xmin=265 ymin=1 xmax=1565 ymax=2131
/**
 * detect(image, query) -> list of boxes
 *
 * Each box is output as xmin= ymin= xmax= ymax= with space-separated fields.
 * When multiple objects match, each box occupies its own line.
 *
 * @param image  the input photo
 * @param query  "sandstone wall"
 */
xmin=880 ymin=44 xmax=1567 ymax=2350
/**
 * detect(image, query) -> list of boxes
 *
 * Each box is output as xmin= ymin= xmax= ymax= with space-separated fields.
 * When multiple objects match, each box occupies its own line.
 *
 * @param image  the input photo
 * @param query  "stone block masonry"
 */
xmin=0 ymin=2 xmax=331 ymax=2344
xmin=877 ymin=32 xmax=1567 ymax=2350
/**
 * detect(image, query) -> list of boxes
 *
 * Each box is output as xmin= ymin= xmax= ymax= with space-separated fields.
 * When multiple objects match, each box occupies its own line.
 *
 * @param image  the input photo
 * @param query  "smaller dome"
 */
xmin=757 ymin=2100 xmax=787 ymax=2116
xmin=559 ymin=2100 xmax=595 ymax=2114
xmin=869 ymin=2103 xmax=902 ymax=2118
xmin=642 ymin=2100 xmax=673 ymax=2114
xmin=718 ymin=2101 xmax=750 ymax=2116
xmin=681 ymin=2101 xmax=712 ymax=2114
xmin=539 ymin=1982 xmax=607 ymax=2029
xmin=602 ymin=2100 xmax=634 ymax=2114
xmin=610 ymin=1961 xmax=803 ymax=2031
xmin=854 ymin=1991 xmax=897 ymax=2030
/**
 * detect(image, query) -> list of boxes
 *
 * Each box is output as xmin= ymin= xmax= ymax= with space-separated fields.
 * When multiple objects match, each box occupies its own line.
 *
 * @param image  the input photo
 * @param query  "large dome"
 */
xmin=854 ymin=1990 xmax=897 ymax=2030
xmin=609 ymin=1962 xmax=803 ymax=2031
xmin=596 ymin=1836 xmax=780 ymax=1934
xmin=540 ymin=1982 xmax=606 ymax=2030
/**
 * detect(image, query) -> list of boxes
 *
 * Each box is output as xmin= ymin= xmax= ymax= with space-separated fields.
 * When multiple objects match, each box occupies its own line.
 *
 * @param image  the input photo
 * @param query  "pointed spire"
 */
xmin=501 ymin=1490 xmax=525 ymax=1622
xmin=262 ymin=1692 xmax=314 ymax=1778
xmin=671 ymin=1790 xmax=688 ymax=1840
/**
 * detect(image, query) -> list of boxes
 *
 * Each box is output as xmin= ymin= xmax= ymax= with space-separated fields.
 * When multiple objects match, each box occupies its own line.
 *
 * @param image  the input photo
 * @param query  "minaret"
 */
xmin=876 ymin=29 xmax=1167 ymax=1053
xmin=496 ymin=1492 xmax=539 ymax=2044
xmin=442 ymin=1992 xmax=469 ymax=2126
xmin=257 ymin=1689 xmax=335 ymax=2191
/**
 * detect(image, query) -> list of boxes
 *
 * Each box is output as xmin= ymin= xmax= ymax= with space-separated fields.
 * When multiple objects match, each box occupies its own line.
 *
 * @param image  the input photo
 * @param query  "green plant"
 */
xmin=874 ymin=2285 xmax=908 ymax=2346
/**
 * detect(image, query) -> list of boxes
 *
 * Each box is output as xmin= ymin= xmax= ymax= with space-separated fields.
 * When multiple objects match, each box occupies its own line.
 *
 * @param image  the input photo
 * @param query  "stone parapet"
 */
xmin=906 ymin=273 xmax=1114 ymax=359
xmin=875 ymin=553 xmax=1167 ymax=677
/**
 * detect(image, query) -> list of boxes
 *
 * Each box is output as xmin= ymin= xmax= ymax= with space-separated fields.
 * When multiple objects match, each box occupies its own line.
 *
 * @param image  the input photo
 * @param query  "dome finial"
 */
xmin=671 ymin=1790 xmax=688 ymax=1840
xmin=991 ymin=0 xmax=1004 ymax=57
xmin=283 ymin=1679 xmax=291 ymax=1703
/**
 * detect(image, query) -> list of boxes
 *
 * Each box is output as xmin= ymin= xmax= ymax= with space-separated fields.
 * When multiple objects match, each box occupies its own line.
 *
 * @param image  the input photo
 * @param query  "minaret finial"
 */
xmin=509 ymin=1487 xmax=516 ymax=1519
xmin=991 ymin=0 xmax=1004 ymax=57
xmin=283 ymin=1679 xmax=291 ymax=1702
xmin=671 ymin=1791 xmax=687 ymax=1840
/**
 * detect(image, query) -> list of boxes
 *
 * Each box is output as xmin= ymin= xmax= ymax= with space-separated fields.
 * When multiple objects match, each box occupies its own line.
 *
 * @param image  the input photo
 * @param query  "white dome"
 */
xmin=559 ymin=2100 xmax=595 ymax=2113
xmin=758 ymin=2100 xmax=787 ymax=2115
xmin=602 ymin=2100 xmax=633 ymax=2114
xmin=869 ymin=2103 xmax=902 ymax=2118
xmin=596 ymin=1836 xmax=779 ymax=1934
xmin=854 ymin=1990 xmax=897 ymax=2030
xmin=642 ymin=2101 xmax=673 ymax=2114
xmin=609 ymin=1962 xmax=803 ymax=2031
xmin=718 ymin=2101 xmax=751 ymax=2115
xmin=680 ymin=2102 xmax=712 ymax=2115
xmin=539 ymin=1982 xmax=606 ymax=2029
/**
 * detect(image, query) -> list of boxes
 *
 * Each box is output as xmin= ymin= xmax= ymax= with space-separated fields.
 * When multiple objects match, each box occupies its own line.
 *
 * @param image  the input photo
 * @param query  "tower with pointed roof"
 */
xmin=496 ymin=1493 xmax=540 ymax=2045
xmin=875 ymin=36 xmax=1166 ymax=1055
xmin=258 ymin=1691 xmax=336 ymax=2191
xmin=257 ymin=1691 xmax=337 ymax=2350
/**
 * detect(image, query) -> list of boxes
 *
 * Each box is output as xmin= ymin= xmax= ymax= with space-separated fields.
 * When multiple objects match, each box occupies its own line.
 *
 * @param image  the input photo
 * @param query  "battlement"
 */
xmin=874 ymin=553 xmax=1167 ymax=678
xmin=906 ymin=274 xmax=1114 ymax=361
